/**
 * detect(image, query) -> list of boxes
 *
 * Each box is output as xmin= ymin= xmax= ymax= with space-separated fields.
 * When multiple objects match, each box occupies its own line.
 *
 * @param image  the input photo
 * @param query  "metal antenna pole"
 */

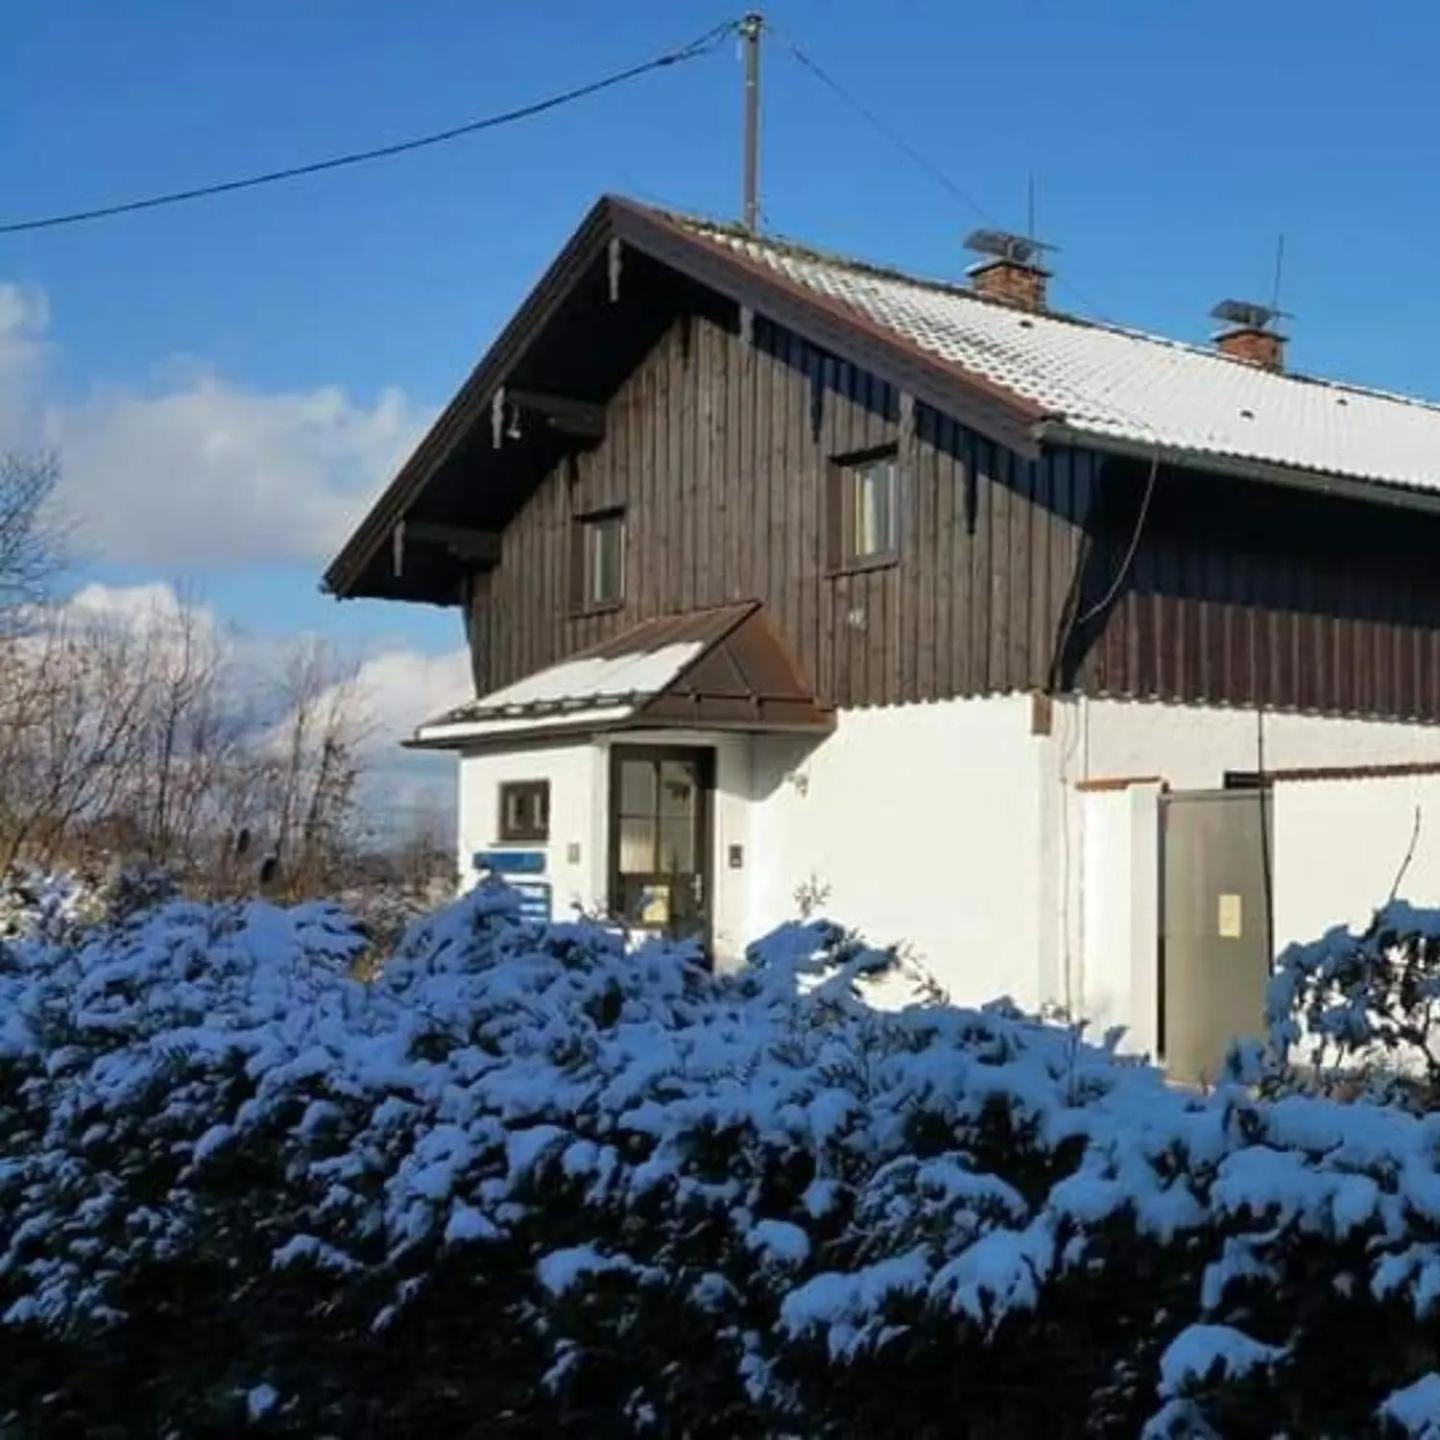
xmin=741 ymin=12 xmax=763 ymax=231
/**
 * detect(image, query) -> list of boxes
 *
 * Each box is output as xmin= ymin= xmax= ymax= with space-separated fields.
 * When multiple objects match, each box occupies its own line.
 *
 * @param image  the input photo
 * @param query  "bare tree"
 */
xmin=0 ymin=594 xmax=373 ymax=896
xmin=0 ymin=450 xmax=66 ymax=618
xmin=0 ymin=608 xmax=155 ymax=871
xmin=261 ymin=641 xmax=369 ymax=897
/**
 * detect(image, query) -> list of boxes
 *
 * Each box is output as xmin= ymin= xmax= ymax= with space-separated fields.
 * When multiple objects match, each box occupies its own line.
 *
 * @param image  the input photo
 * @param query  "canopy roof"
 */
xmin=410 ymin=601 xmax=832 ymax=750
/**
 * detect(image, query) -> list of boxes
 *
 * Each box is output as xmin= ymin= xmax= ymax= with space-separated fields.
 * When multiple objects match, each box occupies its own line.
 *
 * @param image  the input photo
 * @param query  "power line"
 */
xmin=774 ymin=24 xmax=1116 ymax=322
xmin=0 ymin=20 xmax=737 ymax=236
xmin=773 ymin=27 xmax=997 ymax=227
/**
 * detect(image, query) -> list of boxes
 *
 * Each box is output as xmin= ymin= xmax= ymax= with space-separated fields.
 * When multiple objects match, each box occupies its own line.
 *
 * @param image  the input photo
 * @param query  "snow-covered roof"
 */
xmin=415 ymin=640 xmax=707 ymax=745
xmin=674 ymin=215 xmax=1440 ymax=498
xmin=412 ymin=602 xmax=832 ymax=748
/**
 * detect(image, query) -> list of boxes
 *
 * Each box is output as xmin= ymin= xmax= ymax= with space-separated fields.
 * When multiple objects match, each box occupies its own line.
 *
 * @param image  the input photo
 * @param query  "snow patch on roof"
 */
xmin=675 ymin=212 xmax=1440 ymax=497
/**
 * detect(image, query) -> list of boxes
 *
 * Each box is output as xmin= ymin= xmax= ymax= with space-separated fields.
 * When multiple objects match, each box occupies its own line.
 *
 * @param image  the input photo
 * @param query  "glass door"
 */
xmin=609 ymin=746 xmax=713 ymax=946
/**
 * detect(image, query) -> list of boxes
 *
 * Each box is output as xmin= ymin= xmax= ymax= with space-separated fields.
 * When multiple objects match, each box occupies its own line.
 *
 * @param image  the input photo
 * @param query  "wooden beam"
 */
xmin=405 ymin=521 xmax=502 ymax=565
xmin=607 ymin=236 xmax=623 ymax=303
xmin=508 ymin=387 xmax=606 ymax=441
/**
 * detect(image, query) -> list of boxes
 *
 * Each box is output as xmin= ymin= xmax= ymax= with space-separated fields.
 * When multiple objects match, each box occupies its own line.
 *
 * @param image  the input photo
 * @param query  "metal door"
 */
xmin=608 ymin=746 xmax=713 ymax=946
xmin=1160 ymin=789 xmax=1273 ymax=1084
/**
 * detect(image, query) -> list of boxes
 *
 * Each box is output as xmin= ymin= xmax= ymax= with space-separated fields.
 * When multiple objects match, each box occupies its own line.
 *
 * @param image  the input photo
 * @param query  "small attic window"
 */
xmin=826 ymin=447 xmax=899 ymax=573
xmin=571 ymin=508 xmax=626 ymax=613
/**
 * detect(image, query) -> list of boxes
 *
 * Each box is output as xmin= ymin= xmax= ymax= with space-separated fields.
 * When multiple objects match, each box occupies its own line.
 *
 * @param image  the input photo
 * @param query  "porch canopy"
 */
xmin=409 ymin=601 xmax=833 ymax=750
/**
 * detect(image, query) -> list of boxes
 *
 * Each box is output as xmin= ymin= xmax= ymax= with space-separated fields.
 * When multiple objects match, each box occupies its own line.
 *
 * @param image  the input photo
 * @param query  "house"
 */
xmin=326 ymin=195 xmax=1440 ymax=1080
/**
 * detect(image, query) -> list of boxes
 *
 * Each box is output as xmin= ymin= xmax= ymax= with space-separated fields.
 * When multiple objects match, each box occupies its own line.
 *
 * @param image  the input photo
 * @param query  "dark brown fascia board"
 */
xmin=327 ymin=195 xmax=1056 ymax=599
xmin=1036 ymin=420 xmax=1440 ymax=519
xmin=607 ymin=199 xmax=1052 ymax=459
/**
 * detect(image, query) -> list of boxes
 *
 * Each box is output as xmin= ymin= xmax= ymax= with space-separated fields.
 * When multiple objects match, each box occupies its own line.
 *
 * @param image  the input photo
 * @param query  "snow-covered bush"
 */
xmin=5 ymin=886 xmax=1440 ymax=1435
xmin=1266 ymin=901 xmax=1440 ymax=1108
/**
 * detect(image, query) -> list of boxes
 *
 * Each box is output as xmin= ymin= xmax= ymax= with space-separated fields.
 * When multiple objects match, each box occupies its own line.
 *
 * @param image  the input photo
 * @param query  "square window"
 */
xmin=498 ymin=780 xmax=549 ymax=842
xmin=574 ymin=510 xmax=625 ymax=610
xmin=828 ymin=451 xmax=899 ymax=569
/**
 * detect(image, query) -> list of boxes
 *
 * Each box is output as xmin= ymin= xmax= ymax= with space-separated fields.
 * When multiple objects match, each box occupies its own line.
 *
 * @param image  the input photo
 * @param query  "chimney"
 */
xmin=964 ymin=229 xmax=1055 ymax=312
xmin=1211 ymin=299 xmax=1288 ymax=372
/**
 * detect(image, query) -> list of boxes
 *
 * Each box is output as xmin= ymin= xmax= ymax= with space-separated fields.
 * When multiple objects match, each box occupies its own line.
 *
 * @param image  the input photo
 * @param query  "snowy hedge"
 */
xmin=4 ymin=885 xmax=1440 ymax=1435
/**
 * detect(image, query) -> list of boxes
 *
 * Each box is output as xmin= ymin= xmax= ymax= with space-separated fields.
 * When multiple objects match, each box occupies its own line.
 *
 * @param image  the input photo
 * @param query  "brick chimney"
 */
xmin=968 ymin=256 xmax=1050 ymax=311
xmin=964 ymin=229 xmax=1055 ymax=312
xmin=1211 ymin=300 xmax=1288 ymax=372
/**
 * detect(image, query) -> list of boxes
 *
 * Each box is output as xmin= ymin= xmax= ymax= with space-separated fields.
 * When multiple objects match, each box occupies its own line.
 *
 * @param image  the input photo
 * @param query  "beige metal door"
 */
xmin=1160 ymin=789 xmax=1273 ymax=1083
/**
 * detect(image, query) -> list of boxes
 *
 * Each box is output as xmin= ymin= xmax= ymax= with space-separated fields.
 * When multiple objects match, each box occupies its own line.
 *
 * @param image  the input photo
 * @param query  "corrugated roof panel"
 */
xmin=676 ymin=215 xmax=1440 ymax=496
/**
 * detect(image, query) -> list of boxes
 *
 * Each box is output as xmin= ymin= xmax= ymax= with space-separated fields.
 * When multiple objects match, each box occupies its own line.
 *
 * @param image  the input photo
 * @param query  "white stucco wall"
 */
xmin=457 ymin=742 xmax=609 ymax=919
xmin=1063 ymin=697 xmax=1440 ymax=1059
xmin=746 ymin=695 xmax=1049 ymax=1009
xmin=457 ymin=731 xmax=755 ymax=962
xmin=1077 ymin=782 xmax=1162 ymax=1057
xmin=1273 ymin=772 xmax=1440 ymax=948
xmin=448 ymin=693 xmax=1440 ymax=1066
xmin=1076 ymin=697 xmax=1440 ymax=790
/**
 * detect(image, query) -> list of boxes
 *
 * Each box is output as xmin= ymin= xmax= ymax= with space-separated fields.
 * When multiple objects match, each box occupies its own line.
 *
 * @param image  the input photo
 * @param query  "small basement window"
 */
xmin=828 ymin=449 xmax=899 ymax=571
xmin=498 ymin=780 xmax=550 ymax=842
xmin=573 ymin=509 xmax=626 ymax=611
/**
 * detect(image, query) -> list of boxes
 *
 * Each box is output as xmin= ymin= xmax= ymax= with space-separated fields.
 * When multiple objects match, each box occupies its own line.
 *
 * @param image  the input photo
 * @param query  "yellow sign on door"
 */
xmin=1217 ymin=892 xmax=1244 ymax=939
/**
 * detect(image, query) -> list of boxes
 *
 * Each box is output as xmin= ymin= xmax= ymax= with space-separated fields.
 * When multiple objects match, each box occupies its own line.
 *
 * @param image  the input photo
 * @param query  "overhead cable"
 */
xmin=0 ymin=20 xmax=736 ymax=235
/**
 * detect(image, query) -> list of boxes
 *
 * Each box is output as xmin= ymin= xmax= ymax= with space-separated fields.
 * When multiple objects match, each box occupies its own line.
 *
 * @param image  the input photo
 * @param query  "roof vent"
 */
xmin=1211 ymin=298 xmax=1288 ymax=372
xmin=964 ymin=228 xmax=1054 ymax=312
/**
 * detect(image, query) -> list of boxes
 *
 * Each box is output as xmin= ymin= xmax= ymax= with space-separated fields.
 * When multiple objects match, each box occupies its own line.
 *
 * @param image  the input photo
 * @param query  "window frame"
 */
xmin=826 ymin=445 xmax=901 ymax=575
xmin=571 ymin=506 xmax=627 ymax=615
xmin=497 ymin=779 xmax=551 ymax=843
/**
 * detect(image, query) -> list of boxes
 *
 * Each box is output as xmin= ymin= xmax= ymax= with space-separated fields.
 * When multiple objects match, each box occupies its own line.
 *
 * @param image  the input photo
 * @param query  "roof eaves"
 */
xmin=322 ymin=195 xmax=619 ymax=600
xmin=1037 ymin=419 xmax=1440 ymax=517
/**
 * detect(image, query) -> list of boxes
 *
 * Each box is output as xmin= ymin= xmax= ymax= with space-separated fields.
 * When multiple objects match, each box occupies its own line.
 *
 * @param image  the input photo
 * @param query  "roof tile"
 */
xmin=674 ymin=214 xmax=1440 ymax=496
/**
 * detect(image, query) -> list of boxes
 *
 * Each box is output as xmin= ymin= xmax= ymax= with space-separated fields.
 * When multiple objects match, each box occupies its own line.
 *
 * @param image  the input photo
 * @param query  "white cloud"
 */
xmin=350 ymin=645 xmax=473 ymax=756
xmin=60 ymin=579 xmax=218 ymax=633
xmin=0 ymin=282 xmax=50 ymax=438
xmin=0 ymin=278 xmax=432 ymax=566
xmin=45 ymin=372 xmax=428 ymax=566
xmin=347 ymin=646 xmax=472 ymax=837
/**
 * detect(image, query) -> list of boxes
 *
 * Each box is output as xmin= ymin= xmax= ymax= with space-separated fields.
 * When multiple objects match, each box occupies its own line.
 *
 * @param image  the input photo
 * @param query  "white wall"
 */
xmin=746 ymin=696 xmax=1049 ymax=1009
xmin=1064 ymin=697 xmax=1440 ymax=1061
xmin=457 ymin=731 xmax=756 ymax=964
xmin=457 ymin=742 xmax=608 ymax=920
xmin=450 ymin=695 xmax=1440 ymax=1060
xmin=1077 ymin=697 xmax=1440 ymax=790
xmin=1274 ymin=772 xmax=1440 ymax=948
xmin=1076 ymin=782 xmax=1162 ymax=1057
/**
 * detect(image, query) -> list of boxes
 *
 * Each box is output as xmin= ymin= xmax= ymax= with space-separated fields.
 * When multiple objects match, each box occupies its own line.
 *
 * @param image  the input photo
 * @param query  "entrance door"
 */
xmin=609 ymin=746 xmax=713 ymax=946
xmin=1160 ymin=789 xmax=1273 ymax=1084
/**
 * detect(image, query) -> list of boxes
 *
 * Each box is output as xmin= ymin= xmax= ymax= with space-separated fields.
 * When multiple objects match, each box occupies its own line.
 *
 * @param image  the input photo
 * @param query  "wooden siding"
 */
xmin=467 ymin=312 xmax=1093 ymax=709
xmin=465 ymin=306 xmax=1440 ymax=726
xmin=1068 ymin=461 xmax=1440 ymax=723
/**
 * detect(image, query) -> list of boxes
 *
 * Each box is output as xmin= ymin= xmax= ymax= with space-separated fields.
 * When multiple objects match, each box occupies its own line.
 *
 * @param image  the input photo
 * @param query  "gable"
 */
xmin=322 ymin=196 xmax=1043 ymax=605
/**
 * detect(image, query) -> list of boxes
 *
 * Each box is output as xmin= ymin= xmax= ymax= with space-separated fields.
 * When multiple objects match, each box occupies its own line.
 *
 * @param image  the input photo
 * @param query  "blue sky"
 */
xmin=5 ymin=1 xmax=1440 ymax=664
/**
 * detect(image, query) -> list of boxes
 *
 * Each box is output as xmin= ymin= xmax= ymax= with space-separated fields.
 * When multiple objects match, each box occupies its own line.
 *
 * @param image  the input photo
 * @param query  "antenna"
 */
xmin=1027 ymin=172 xmax=1036 ymax=243
xmin=1270 ymin=233 xmax=1286 ymax=315
xmin=964 ymin=227 xmax=1056 ymax=267
xmin=740 ymin=13 xmax=763 ymax=232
